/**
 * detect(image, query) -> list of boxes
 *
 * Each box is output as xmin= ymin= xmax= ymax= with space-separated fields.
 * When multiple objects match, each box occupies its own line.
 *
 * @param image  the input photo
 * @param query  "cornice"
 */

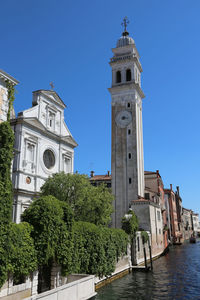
xmin=11 ymin=117 xmax=78 ymax=148
xmin=132 ymin=200 xmax=160 ymax=208
xmin=0 ymin=69 xmax=19 ymax=85
xmin=108 ymin=82 xmax=145 ymax=99
xmin=13 ymin=188 xmax=40 ymax=197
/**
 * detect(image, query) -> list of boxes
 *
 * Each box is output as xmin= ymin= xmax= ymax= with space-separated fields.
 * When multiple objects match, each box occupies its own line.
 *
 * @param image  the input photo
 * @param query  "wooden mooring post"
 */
xmin=142 ymin=237 xmax=148 ymax=271
xmin=148 ymin=239 xmax=153 ymax=271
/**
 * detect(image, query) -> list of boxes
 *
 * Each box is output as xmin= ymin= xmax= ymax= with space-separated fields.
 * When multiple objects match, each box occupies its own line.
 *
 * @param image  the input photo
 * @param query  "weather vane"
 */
xmin=121 ymin=16 xmax=129 ymax=32
xmin=50 ymin=82 xmax=55 ymax=90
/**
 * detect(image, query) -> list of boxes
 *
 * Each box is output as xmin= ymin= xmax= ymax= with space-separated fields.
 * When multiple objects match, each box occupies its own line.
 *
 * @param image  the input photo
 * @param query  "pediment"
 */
xmin=33 ymin=90 xmax=66 ymax=108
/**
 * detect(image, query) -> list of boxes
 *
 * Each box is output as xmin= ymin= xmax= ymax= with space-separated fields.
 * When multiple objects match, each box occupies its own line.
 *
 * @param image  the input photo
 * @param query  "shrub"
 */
xmin=72 ymin=222 xmax=129 ymax=277
xmin=22 ymin=196 xmax=74 ymax=274
xmin=22 ymin=196 xmax=67 ymax=265
xmin=7 ymin=223 xmax=37 ymax=284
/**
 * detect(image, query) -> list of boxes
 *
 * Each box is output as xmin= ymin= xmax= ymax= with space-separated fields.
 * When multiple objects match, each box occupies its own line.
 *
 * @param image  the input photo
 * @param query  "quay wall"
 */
xmin=24 ymin=274 xmax=96 ymax=300
xmin=95 ymin=244 xmax=132 ymax=288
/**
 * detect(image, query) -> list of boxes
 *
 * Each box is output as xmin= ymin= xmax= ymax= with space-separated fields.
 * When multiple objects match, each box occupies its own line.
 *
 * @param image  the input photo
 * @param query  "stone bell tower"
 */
xmin=108 ymin=18 xmax=145 ymax=228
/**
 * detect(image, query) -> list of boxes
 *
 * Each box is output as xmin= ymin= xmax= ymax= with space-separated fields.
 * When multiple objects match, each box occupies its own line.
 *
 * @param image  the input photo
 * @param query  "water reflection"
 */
xmin=95 ymin=241 xmax=200 ymax=299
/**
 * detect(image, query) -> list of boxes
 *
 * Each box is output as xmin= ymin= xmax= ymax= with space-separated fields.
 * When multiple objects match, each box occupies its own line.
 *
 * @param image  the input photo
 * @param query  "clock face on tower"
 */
xmin=115 ymin=110 xmax=132 ymax=128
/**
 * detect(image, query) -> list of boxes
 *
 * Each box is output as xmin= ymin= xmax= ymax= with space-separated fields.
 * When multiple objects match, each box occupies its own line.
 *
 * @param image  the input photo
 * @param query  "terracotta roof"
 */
xmin=144 ymin=171 xmax=157 ymax=175
xmin=90 ymin=175 xmax=111 ymax=181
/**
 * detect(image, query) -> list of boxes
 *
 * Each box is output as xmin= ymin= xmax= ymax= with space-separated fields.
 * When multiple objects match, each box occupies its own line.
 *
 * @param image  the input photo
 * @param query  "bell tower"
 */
xmin=108 ymin=18 xmax=145 ymax=228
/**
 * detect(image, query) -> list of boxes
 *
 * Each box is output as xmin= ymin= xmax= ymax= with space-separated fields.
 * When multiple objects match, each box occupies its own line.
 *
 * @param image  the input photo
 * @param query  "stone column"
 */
xmin=31 ymin=270 xmax=38 ymax=296
xmin=127 ymin=243 xmax=132 ymax=267
xmin=51 ymin=262 xmax=61 ymax=289
xmin=7 ymin=274 xmax=13 ymax=295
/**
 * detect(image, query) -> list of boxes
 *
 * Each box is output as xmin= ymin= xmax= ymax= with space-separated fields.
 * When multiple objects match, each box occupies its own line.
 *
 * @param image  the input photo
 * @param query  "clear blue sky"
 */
xmin=1 ymin=0 xmax=200 ymax=214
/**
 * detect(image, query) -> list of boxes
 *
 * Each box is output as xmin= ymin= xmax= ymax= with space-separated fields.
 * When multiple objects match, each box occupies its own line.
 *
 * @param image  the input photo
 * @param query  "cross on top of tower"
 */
xmin=121 ymin=16 xmax=129 ymax=36
xmin=50 ymin=82 xmax=55 ymax=90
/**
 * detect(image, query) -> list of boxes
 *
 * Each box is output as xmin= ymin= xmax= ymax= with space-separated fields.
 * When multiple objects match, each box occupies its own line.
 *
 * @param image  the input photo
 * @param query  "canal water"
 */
xmin=95 ymin=241 xmax=200 ymax=300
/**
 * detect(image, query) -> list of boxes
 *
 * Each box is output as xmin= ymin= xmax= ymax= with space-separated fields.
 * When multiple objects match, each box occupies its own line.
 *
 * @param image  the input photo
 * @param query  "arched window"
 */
xmin=126 ymin=69 xmax=131 ymax=81
xmin=116 ymin=71 xmax=121 ymax=83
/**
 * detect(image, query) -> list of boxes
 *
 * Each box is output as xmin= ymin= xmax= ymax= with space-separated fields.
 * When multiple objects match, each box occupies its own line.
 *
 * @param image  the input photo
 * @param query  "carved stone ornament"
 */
xmin=26 ymin=176 xmax=31 ymax=184
xmin=112 ymin=93 xmax=137 ymax=105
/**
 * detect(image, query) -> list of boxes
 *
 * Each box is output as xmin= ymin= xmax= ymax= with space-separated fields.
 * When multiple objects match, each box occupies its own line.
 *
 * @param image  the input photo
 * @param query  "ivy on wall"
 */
xmin=0 ymin=83 xmax=38 ymax=288
xmin=6 ymin=80 xmax=15 ymax=122
xmin=0 ymin=81 xmax=16 ymax=288
xmin=141 ymin=231 xmax=149 ymax=244
xmin=121 ymin=210 xmax=139 ymax=239
xmin=0 ymin=122 xmax=14 ymax=225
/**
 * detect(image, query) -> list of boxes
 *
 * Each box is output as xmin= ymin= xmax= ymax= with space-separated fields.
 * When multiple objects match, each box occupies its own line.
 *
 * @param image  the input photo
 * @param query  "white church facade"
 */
xmin=11 ymin=89 xmax=77 ymax=223
xmin=0 ymin=69 xmax=77 ymax=224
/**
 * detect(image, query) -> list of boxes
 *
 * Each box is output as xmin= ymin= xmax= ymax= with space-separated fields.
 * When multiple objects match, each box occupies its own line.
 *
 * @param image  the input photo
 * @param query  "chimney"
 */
xmin=107 ymin=170 xmax=110 ymax=176
xmin=170 ymin=184 xmax=172 ymax=191
xmin=90 ymin=170 xmax=94 ymax=178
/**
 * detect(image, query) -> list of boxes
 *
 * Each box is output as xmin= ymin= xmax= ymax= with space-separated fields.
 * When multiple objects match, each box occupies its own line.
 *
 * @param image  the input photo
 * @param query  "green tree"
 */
xmin=41 ymin=172 xmax=113 ymax=226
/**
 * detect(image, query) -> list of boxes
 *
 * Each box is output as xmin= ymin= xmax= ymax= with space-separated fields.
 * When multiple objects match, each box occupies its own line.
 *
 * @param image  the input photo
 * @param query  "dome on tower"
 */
xmin=116 ymin=32 xmax=134 ymax=48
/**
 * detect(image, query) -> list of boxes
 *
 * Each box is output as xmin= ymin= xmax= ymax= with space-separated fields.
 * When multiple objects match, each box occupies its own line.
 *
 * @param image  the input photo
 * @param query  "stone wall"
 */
xmin=133 ymin=231 xmax=151 ymax=265
xmin=0 ymin=80 xmax=15 ymax=123
xmin=132 ymin=201 xmax=164 ymax=257
xmin=0 ymin=271 xmax=38 ymax=300
xmin=0 ymin=81 xmax=8 ymax=123
xmin=24 ymin=275 xmax=96 ymax=300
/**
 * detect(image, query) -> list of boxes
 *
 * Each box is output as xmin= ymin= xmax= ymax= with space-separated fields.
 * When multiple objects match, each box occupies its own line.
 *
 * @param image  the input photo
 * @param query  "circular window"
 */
xmin=43 ymin=149 xmax=55 ymax=169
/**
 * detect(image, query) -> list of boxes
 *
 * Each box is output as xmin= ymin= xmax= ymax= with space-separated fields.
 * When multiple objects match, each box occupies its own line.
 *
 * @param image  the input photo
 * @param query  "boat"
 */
xmin=190 ymin=236 xmax=196 ymax=243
